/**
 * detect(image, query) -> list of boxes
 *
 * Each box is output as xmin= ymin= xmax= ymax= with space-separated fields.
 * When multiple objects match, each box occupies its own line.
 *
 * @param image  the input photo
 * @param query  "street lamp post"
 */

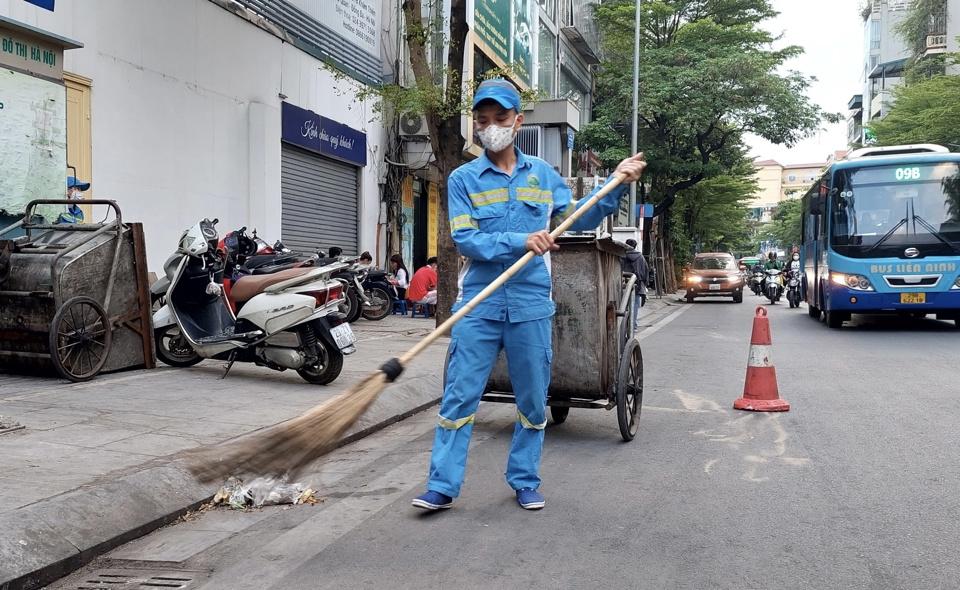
xmin=629 ymin=0 xmax=641 ymax=227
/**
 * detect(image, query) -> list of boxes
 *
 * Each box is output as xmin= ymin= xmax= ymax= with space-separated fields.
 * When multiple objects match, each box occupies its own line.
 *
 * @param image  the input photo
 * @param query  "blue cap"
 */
xmin=67 ymin=176 xmax=90 ymax=191
xmin=472 ymin=78 xmax=522 ymax=112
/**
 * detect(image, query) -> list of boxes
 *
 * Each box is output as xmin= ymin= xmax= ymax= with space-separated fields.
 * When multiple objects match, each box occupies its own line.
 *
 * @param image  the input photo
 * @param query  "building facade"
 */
xmin=0 ymin=0 xmax=390 ymax=272
xmin=860 ymin=0 xmax=912 ymax=131
xmin=750 ymin=159 xmax=832 ymax=222
xmin=394 ymin=0 xmax=604 ymax=270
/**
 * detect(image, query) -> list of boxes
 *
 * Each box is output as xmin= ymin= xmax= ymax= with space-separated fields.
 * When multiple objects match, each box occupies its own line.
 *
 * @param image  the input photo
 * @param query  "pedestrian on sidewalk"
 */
xmin=411 ymin=78 xmax=647 ymax=512
xmin=407 ymin=256 xmax=438 ymax=308
xmin=621 ymin=239 xmax=648 ymax=331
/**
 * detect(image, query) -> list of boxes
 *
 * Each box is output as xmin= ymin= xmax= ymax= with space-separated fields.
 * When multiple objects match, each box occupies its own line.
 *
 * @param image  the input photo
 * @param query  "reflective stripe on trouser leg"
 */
xmin=503 ymin=317 xmax=552 ymax=492
xmin=427 ymin=315 xmax=503 ymax=498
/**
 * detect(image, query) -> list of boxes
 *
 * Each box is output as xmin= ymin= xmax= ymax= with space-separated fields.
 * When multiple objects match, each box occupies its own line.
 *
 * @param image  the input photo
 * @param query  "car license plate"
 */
xmin=330 ymin=323 xmax=356 ymax=349
xmin=900 ymin=292 xmax=926 ymax=304
xmin=709 ymin=283 xmax=721 ymax=291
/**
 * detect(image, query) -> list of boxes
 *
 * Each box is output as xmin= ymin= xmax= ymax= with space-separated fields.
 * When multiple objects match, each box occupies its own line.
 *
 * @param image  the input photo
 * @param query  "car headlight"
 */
xmin=953 ymin=276 xmax=960 ymax=290
xmin=831 ymin=272 xmax=874 ymax=292
xmin=688 ymin=276 xmax=702 ymax=284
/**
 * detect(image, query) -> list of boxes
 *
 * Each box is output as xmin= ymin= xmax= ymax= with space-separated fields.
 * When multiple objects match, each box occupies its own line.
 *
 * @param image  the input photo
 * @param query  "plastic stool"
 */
xmin=392 ymin=300 xmax=408 ymax=316
xmin=411 ymin=302 xmax=432 ymax=318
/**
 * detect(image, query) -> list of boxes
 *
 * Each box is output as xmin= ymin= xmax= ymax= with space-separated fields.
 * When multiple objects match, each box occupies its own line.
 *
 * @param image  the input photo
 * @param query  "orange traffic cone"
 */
xmin=734 ymin=306 xmax=790 ymax=412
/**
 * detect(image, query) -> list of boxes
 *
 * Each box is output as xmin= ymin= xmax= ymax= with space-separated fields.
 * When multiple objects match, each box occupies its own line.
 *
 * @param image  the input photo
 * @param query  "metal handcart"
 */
xmin=482 ymin=236 xmax=644 ymax=441
xmin=0 ymin=200 xmax=155 ymax=381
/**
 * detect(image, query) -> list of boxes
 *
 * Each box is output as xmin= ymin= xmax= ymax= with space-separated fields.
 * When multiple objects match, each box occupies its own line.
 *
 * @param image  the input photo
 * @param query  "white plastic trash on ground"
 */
xmin=212 ymin=476 xmax=319 ymax=509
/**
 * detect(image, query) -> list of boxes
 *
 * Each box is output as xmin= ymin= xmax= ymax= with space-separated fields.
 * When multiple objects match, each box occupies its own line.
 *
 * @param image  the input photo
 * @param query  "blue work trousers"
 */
xmin=427 ymin=315 xmax=552 ymax=498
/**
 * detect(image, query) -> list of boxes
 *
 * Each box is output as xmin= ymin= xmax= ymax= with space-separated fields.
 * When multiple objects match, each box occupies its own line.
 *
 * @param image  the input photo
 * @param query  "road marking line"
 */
xmin=636 ymin=303 xmax=692 ymax=341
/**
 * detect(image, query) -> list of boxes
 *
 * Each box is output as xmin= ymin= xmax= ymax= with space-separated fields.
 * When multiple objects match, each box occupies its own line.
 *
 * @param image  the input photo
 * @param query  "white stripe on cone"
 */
xmin=747 ymin=344 xmax=773 ymax=368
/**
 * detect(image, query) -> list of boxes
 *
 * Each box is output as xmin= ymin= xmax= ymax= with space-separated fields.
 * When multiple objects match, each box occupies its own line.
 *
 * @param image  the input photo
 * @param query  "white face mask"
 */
xmin=476 ymin=122 xmax=516 ymax=153
xmin=793 ymin=255 xmax=799 ymax=261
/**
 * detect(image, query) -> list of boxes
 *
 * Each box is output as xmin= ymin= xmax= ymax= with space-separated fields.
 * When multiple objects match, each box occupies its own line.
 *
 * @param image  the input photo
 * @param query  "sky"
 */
xmin=744 ymin=0 xmax=865 ymax=165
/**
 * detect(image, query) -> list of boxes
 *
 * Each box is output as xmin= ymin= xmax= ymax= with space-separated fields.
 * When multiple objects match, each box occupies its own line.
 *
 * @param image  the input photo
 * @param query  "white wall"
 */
xmin=0 ymin=0 xmax=386 ymax=271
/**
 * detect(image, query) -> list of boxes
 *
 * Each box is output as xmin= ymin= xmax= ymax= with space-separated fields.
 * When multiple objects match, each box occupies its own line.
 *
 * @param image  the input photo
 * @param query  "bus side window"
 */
xmin=819 ymin=203 xmax=827 ymax=239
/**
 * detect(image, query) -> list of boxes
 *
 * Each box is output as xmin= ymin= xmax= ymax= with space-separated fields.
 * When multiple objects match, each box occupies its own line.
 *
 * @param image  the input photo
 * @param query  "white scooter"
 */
xmin=152 ymin=218 xmax=355 ymax=385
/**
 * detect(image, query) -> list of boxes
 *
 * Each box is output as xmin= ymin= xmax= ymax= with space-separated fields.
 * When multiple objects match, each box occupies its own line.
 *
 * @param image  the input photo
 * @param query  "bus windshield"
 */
xmin=830 ymin=162 xmax=960 ymax=258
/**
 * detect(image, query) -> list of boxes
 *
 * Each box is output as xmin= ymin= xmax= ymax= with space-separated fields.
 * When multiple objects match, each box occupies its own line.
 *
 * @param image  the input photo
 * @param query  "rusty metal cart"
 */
xmin=481 ymin=236 xmax=644 ymax=441
xmin=0 ymin=200 xmax=155 ymax=382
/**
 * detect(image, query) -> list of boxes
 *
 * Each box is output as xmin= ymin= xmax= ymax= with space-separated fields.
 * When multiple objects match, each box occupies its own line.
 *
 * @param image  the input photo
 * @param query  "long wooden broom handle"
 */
xmin=397 ymin=172 xmax=628 ymax=365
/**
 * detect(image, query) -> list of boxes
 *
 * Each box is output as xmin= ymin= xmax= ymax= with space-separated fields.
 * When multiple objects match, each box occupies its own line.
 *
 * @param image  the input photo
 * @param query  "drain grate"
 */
xmin=74 ymin=569 xmax=203 ymax=590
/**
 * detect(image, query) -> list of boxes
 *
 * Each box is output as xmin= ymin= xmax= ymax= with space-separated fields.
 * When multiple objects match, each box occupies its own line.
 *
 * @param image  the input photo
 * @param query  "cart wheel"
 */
xmin=550 ymin=406 xmax=569 ymax=425
xmin=49 ymin=296 xmax=112 ymax=382
xmin=616 ymin=337 xmax=643 ymax=442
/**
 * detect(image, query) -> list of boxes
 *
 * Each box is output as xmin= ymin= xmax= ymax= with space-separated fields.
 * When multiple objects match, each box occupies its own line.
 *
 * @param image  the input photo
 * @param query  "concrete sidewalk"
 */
xmin=0 ymin=315 xmax=446 ymax=590
xmin=0 ymin=296 xmax=680 ymax=589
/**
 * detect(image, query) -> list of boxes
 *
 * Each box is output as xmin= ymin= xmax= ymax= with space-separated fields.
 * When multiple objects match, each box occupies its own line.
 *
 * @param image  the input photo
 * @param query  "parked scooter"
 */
xmin=765 ymin=268 xmax=784 ymax=304
xmin=152 ymin=218 xmax=355 ymax=385
xmin=359 ymin=267 xmax=395 ymax=321
xmin=219 ymin=227 xmax=317 ymax=311
xmin=786 ymin=268 xmax=802 ymax=308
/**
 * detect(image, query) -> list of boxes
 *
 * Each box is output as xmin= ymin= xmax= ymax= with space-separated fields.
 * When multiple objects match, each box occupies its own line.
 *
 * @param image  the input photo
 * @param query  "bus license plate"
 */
xmin=709 ymin=283 xmax=721 ymax=291
xmin=900 ymin=293 xmax=926 ymax=304
xmin=331 ymin=323 xmax=356 ymax=349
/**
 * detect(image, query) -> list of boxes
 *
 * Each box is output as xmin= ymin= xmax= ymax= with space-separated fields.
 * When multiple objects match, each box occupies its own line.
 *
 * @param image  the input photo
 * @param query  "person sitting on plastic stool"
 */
xmin=407 ymin=257 xmax=438 ymax=309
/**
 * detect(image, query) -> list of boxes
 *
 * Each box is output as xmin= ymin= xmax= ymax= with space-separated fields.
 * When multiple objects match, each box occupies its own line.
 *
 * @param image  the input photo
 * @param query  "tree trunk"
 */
xmin=402 ymin=0 xmax=469 ymax=326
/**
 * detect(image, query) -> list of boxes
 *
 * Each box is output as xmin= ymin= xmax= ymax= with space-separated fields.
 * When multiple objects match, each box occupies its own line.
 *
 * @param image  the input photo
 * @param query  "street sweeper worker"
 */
xmin=412 ymin=78 xmax=646 ymax=512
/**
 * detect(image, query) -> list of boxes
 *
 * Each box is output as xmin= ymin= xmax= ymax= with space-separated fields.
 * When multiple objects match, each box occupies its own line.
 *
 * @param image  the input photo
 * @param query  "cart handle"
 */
xmin=22 ymin=199 xmax=123 ymax=226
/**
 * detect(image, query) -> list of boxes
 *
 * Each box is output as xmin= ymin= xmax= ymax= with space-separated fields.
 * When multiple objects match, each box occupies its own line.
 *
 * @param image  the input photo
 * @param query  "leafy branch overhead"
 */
xmin=579 ymin=0 xmax=836 ymax=212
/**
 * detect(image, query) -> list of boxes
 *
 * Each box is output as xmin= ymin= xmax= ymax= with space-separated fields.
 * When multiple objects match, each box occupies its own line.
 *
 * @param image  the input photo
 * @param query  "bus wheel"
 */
xmin=825 ymin=310 xmax=846 ymax=329
xmin=808 ymin=304 xmax=821 ymax=320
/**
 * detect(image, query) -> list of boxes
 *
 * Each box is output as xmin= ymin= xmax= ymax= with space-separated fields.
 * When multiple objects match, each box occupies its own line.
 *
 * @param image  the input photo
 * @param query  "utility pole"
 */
xmin=629 ymin=0 xmax=641 ymax=227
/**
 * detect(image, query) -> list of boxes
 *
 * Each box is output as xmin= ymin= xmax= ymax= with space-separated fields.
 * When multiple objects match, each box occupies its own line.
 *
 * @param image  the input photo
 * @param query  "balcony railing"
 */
xmin=924 ymin=34 xmax=947 ymax=57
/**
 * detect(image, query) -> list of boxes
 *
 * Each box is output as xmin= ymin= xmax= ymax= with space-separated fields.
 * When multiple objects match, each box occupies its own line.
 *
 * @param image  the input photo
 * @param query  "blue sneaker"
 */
xmin=515 ymin=488 xmax=545 ymax=510
xmin=411 ymin=490 xmax=453 ymax=511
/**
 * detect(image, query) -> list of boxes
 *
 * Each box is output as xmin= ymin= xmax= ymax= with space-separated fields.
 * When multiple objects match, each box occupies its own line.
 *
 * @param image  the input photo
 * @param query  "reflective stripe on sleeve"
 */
xmin=450 ymin=215 xmax=478 ymax=232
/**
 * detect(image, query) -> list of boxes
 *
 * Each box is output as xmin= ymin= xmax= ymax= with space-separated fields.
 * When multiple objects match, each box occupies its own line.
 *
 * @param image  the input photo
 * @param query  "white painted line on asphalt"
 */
xmin=636 ymin=304 xmax=692 ymax=341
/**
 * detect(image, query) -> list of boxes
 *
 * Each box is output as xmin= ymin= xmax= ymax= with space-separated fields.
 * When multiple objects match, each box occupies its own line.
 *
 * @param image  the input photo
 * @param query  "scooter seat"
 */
xmin=231 ymin=267 xmax=312 ymax=303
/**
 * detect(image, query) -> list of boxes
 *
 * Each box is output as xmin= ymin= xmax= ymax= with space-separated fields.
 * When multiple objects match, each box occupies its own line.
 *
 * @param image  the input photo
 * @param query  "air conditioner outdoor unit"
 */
xmin=399 ymin=112 xmax=429 ymax=138
xmin=515 ymin=126 xmax=543 ymax=158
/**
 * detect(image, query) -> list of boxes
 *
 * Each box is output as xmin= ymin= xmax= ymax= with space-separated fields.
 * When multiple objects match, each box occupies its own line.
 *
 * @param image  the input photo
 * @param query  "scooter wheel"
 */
xmin=154 ymin=326 xmax=203 ymax=367
xmin=297 ymin=339 xmax=344 ymax=385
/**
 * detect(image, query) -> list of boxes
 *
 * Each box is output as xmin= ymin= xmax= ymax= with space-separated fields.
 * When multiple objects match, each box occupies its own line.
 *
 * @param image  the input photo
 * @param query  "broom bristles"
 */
xmin=186 ymin=371 xmax=388 ymax=483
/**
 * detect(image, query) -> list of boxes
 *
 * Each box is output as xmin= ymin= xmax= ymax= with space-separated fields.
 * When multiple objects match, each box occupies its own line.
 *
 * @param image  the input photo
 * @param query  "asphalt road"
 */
xmin=50 ymin=297 xmax=960 ymax=590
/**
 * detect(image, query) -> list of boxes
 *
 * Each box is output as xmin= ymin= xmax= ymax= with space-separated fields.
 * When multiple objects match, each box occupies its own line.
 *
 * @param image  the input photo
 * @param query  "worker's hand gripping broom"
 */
xmin=187 ymin=170 xmax=633 ymax=482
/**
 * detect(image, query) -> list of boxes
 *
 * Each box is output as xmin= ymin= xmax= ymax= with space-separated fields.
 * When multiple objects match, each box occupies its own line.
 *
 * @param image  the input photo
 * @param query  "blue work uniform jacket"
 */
xmin=448 ymin=148 xmax=626 ymax=323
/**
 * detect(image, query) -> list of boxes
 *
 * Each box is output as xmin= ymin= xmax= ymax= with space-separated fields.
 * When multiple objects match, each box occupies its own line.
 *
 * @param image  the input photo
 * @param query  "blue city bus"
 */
xmin=800 ymin=144 xmax=960 ymax=328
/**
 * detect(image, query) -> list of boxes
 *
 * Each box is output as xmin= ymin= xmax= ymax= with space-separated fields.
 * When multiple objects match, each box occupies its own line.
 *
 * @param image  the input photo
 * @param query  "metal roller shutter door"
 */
xmin=281 ymin=144 xmax=359 ymax=254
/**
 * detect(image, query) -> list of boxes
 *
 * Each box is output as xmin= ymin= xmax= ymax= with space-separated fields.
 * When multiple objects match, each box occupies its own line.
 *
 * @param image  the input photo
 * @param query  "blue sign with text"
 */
xmin=281 ymin=102 xmax=367 ymax=167
xmin=635 ymin=203 xmax=654 ymax=219
xmin=24 ymin=0 xmax=55 ymax=11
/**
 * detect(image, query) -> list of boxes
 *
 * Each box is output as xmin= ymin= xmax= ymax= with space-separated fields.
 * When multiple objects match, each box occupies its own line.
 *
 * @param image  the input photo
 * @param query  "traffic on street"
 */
xmin=2 ymin=0 xmax=959 ymax=589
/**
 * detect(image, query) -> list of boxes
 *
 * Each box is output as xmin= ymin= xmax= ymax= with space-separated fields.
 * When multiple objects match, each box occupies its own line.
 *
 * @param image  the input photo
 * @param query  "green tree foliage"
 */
xmin=579 ymin=0 xmax=832 ymax=213
xmin=868 ymin=75 xmax=960 ymax=148
xmin=671 ymin=173 xmax=756 ymax=257
xmin=769 ymin=197 xmax=802 ymax=249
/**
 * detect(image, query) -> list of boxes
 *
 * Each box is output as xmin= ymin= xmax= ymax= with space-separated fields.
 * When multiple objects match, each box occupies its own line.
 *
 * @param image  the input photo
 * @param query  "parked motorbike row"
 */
xmin=149 ymin=220 xmax=399 ymax=385
xmin=748 ymin=266 xmax=802 ymax=307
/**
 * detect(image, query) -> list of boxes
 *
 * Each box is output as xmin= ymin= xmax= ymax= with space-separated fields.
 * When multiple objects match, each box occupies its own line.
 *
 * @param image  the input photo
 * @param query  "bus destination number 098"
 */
xmin=895 ymin=167 xmax=922 ymax=181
